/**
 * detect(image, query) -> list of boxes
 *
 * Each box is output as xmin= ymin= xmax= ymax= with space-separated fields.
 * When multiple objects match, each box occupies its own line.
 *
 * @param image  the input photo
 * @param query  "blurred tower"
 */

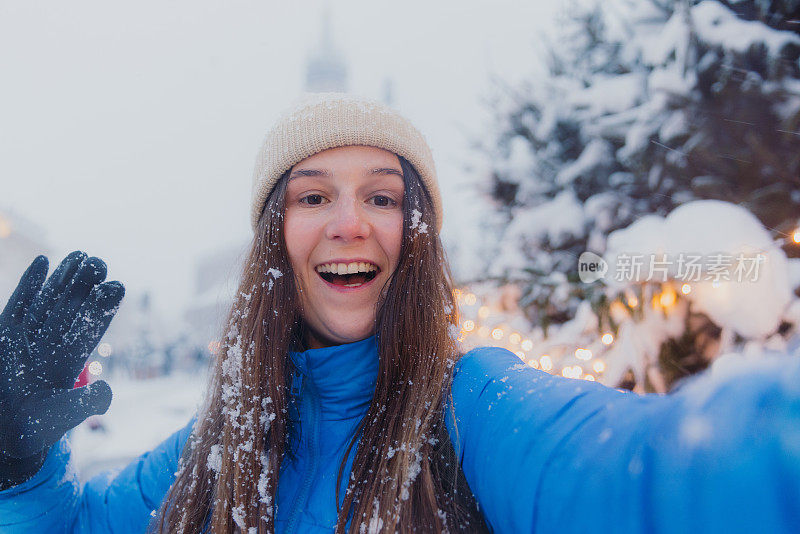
xmin=305 ymin=8 xmax=349 ymax=92
xmin=382 ymin=78 xmax=395 ymax=106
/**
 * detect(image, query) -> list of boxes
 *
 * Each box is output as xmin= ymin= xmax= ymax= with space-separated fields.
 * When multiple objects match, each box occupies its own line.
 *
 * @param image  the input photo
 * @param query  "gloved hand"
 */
xmin=0 ymin=252 xmax=125 ymax=490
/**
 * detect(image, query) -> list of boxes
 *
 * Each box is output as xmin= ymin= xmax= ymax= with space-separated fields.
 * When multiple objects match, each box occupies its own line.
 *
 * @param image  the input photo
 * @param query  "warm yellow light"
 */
xmin=659 ymin=287 xmax=676 ymax=308
xmin=477 ymin=326 xmax=490 ymax=338
xmin=626 ymin=294 xmax=639 ymax=307
xmin=575 ymin=348 xmax=593 ymax=360
xmin=464 ymin=293 xmax=477 ymax=306
xmin=88 ymin=361 xmax=103 ymax=376
xmin=610 ymin=301 xmax=628 ymax=319
xmin=681 ymin=283 xmax=692 ymax=295
xmin=793 ymin=229 xmax=800 ymax=244
xmin=539 ymin=355 xmax=553 ymax=372
xmin=0 ymin=216 xmax=11 ymax=239
xmin=593 ymin=359 xmax=606 ymax=373
xmin=453 ymin=288 xmax=463 ymax=300
xmin=561 ymin=365 xmax=583 ymax=379
xmin=584 ymin=374 xmax=596 ymax=381
xmin=463 ymin=320 xmax=475 ymax=332
xmin=509 ymin=332 xmax=521 ymax=345
xmin=491 ymin=328 xmax=504 ymax=340
xmin=97 ymin=342 xmax=112 ymax=357
xmin=601 ymin=333 xmax=614 ymax=345
xmin=528 ymin=359 xmax=539 ymax=369
xmin=478 ymin=306 xmax=490 ymax=318
xmin=521 ymin=339 xmax=533 ymax=351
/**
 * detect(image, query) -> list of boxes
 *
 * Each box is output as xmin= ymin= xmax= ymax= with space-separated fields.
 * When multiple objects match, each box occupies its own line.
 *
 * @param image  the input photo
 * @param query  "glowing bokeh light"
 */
xmin=88 ymin=361 xmax=103 ymax=376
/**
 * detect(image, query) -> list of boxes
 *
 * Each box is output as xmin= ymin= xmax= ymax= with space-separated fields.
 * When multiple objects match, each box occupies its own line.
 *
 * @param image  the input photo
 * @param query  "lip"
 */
xmin=314 ymin=257 xmax=382 ymax=293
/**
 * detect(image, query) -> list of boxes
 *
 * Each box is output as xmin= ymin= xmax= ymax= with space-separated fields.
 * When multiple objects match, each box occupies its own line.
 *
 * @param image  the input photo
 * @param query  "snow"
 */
xmin=604 ymin=200 xmax=793 ymax=338
xmin=409 ymin=209 xmax=429 ymax=234
xmin=556 ymin=139 xmax=613 ymax=186
xmin=207 ymin=444 xmax=223 ymax=473
xmin=691 ymin=1 xmax=800 ymax=57
xmin=680 ymin=415 xmax=713 ymax=447
xmin=568 ymin=73 xmax=646 ymax=116
xmin=359 ymin=498 xmax=384 ymax=534
xmin=509 ymin=190 xmax=586 ymax=247
xmin=70 ymin=371 xmax=206 ymax=481
xmin=232 ymin=503 xmax=247 ymax=530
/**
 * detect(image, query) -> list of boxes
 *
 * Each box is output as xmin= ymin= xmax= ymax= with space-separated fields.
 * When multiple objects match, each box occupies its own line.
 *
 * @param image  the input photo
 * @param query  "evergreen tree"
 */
xmin=479 ymin=0 xmax=800 ymax=388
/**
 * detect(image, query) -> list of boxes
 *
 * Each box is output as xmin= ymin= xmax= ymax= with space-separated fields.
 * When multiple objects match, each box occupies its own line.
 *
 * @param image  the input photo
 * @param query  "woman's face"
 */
xmin=284 ymin=145 xmax=405 ymax=349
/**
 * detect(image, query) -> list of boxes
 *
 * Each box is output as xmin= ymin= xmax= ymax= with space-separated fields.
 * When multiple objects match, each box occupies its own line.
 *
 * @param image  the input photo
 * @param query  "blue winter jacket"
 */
xmin=1 ymin=335 xmax=800 ymax=533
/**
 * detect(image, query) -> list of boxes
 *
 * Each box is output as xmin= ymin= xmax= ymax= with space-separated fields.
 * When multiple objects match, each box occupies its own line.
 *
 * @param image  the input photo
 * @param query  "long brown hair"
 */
xmin=153 ymin=155 xmax=488 ymax=533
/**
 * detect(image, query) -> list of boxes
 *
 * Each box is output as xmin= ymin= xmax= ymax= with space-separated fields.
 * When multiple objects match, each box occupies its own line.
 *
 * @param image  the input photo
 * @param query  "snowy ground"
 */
xmin=70 ymin=371 xmax=208 ymax=482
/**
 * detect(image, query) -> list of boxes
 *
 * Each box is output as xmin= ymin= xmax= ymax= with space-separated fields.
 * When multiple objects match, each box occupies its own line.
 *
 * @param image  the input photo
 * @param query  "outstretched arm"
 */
xmin=445 ymin=346 xmax=800 ymax=533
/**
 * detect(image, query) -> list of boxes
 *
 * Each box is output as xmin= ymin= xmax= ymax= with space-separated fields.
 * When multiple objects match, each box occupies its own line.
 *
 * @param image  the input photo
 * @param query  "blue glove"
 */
xmin=0 ymin=252 xmax=124 ymax=489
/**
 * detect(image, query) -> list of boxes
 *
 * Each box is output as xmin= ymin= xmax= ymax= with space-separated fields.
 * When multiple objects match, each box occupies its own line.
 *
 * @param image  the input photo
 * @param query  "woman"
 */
xmin=1 ymin=93 xmax=799 ymax=533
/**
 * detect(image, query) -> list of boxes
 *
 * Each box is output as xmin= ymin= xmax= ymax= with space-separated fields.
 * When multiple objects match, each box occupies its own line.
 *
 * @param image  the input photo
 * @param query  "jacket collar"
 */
xmin=288 ymin=335 xmax=379 ymax=421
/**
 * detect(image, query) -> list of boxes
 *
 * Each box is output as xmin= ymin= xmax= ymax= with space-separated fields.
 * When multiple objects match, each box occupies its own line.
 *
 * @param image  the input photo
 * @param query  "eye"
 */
xmin=299 ymin=194 xmax=327 ymax=206
xmin=370 ymin=195 xmax=399 ymax=208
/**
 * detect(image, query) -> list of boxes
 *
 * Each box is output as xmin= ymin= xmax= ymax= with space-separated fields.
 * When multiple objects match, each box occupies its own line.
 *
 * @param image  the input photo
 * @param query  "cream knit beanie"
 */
xmin=250 ymin=93 xmax=442 ymax=233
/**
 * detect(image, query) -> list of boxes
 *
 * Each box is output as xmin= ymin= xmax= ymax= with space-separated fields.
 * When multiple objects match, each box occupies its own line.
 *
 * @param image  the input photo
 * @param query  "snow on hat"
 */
xmin=250 ymin=93 xmax=442 ymax=233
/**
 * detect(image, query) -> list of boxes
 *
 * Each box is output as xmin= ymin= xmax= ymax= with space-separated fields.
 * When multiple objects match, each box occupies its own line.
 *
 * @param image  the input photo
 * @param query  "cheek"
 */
xmin=379 ymin=215 xmax=404 ymax=265
xmin=284 ymin=215 xmax=312 ymax=272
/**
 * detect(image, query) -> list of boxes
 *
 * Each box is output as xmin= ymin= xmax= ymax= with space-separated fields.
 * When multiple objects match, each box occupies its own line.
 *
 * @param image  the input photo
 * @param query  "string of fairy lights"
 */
xmin=452 ymin=225 xmax=800 ymax=385
xmin=451 ymin=287 xmax=611 ymax=382
xmin=450 ymin=278 xmax=731 ymax=384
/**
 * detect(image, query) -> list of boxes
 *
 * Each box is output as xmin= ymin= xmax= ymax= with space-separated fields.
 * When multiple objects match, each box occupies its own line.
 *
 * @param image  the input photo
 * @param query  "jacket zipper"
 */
xmin=284 ymin=369 xmax=320 ymax=533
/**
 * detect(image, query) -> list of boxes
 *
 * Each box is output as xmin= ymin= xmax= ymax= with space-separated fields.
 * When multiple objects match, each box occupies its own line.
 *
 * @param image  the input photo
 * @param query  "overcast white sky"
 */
xmin=1 ymin=0 xmax=559 ymax=317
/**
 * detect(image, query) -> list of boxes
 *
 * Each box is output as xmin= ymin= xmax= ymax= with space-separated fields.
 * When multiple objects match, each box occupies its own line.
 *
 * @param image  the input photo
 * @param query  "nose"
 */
xmin=324 ymin=196 xmax=371 ymax=242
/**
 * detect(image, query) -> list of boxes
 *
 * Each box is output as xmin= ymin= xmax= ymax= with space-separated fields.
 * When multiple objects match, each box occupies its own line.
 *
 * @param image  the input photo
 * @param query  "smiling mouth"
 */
xmin=316 ymin=261 xmax=382 ymax=288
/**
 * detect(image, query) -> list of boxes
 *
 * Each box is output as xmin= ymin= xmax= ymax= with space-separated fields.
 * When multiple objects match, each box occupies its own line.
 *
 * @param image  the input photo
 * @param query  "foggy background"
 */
xmin=1 ymin=0 xmax=558 ymax=318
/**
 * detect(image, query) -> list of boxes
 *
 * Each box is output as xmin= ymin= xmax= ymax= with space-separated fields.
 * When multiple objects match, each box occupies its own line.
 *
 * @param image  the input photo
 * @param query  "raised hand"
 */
xmin=0 ymin=253 xmax=125 ymax=489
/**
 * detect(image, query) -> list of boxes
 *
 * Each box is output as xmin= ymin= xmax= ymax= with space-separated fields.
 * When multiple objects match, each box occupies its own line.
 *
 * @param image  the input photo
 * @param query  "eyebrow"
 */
xmin=289 ymin=167 xmax=403 ymax=180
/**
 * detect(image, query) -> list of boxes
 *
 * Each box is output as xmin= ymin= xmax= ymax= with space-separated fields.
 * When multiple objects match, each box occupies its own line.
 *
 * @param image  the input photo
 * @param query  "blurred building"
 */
xmin=0 ymin=207 xmax=51 ymax=301
xmin=305 ymin=8 xmax=348 ymax=92
xmin=183 ymin=242 xmax=249 ymax=349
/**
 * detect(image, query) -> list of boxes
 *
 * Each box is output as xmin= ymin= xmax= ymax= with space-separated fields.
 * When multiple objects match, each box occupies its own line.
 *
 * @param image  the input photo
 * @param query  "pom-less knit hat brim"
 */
xmin=250 ymin=93 xmax=443 ymax=233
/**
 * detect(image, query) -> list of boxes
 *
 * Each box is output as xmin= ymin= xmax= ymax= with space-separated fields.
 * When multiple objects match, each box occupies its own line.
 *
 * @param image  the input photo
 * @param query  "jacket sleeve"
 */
xmin=0 ymin=416 xmax=196 ymax=533
xmin=444 ymin=346 xmax=800 ymax=534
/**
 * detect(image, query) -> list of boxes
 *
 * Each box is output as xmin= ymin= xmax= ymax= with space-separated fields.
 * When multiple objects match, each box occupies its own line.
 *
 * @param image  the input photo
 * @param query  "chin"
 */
xmin=308 ymin=319 xmax=375 ymax=348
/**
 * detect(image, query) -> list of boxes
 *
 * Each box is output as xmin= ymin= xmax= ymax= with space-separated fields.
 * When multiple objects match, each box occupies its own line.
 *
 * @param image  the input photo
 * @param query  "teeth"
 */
xmin=316 ymin=261 xmax=378 ymax=274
